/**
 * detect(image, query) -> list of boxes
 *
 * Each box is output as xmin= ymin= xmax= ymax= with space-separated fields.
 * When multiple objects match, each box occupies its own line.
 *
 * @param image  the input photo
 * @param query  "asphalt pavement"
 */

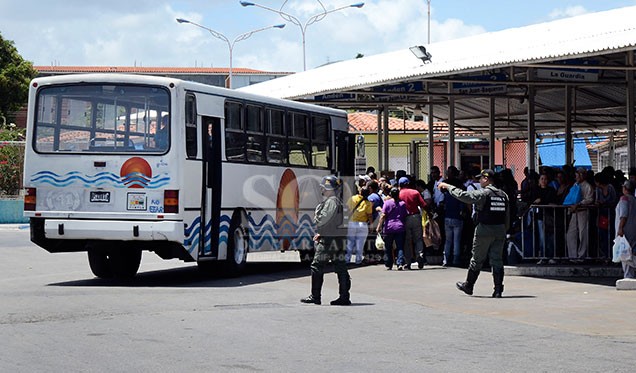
xmin=1 ymin=225 xmax=634 ymax=372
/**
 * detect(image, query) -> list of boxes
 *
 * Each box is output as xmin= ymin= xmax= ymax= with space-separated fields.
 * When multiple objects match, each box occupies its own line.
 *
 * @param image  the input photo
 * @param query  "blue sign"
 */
xmin=372 ymin=81 xmax=424 ymax=93
xmin=452 ymin=73 xmax=508 ymax=94
xmin=314 ymin=93 xmax=356 ymax=101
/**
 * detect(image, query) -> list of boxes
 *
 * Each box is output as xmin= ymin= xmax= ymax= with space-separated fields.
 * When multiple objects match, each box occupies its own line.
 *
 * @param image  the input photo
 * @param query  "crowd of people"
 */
xmin=302 ymin=165 xmax=636 ymax=305
xmin=517 ymin=165 xmax=636 ymax=271
xmin=348 ymin=164 xmax=636 ymax=279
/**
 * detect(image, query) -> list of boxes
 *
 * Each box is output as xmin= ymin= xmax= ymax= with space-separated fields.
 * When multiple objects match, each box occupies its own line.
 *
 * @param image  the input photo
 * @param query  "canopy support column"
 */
xmin=377 ymin=107 xmax=383 ymax=172
xmin=448 ymin=85 xmax=456 ymax=168
xmin=627 ymin=52 xmax=636 ymax=169
xmin=565 ymin=86 xmax=573 ymax=167
xmin=428 ymin=100 xmax=435 ymax=174
xmin=489 ymin=97 xmax=496 ymax=169
xmin=383 ymin=106 xmax=390 ymax=172
xmin=527 ymin=82 xmax=536 ymax=172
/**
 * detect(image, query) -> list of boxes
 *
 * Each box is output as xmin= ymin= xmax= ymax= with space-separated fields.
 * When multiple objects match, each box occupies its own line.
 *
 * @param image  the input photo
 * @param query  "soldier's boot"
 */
xmin=300 ymin=273 xmax=323 ymax=305
xmin=330 ymin=273 xmax=351 ymax=306
xmin=456 ymin=269 xmax=480 ymax=296
xmin=492 ymin=267 xmax=504 ymax=298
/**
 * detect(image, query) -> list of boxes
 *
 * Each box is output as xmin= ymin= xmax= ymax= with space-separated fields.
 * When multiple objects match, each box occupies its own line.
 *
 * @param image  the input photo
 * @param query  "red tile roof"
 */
xmin=348 ymin=112 xmax=433 ymax=132
xmin=35 ymin=66 xmax=292 ymax=75
xmin=348 ymin=112 xmax=482 ymax=139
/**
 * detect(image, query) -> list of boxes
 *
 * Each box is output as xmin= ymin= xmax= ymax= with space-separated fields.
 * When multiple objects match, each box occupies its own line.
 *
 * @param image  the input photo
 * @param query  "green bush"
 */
xmin=0 ymin=126 xmax=25 ymax=196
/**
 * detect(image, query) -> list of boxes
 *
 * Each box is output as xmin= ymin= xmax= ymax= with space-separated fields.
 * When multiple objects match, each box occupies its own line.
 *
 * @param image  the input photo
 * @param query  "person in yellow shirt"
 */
xmin=346 ymin=186 xmax=374 ymax=264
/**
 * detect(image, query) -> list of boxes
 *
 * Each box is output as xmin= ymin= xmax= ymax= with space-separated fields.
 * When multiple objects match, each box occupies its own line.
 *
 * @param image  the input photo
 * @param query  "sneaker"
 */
xmin=397 ymin=265 xmax=404 ymax=271
xmin=386 ymin=266 xmax=393 ymax=271
xmin=330 ymin=298 xmax=352 ymax=306
xmin=537 ymin=259 xmax=545 ymax=265
xmin=300 ymin=295 xmax=321 ymax=305
xmin=548 ymin=259 xmax=557 ymax=265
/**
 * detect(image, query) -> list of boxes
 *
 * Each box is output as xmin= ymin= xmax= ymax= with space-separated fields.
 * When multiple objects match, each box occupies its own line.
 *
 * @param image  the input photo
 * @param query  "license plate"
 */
xmin=90 ymin=191 xmax=110 ymax=203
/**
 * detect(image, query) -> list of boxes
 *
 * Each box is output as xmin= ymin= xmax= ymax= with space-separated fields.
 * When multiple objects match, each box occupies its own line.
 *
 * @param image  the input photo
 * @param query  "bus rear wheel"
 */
xmin=222 ymin=211 xmax=248 ymax=276
xmin=110 ymin=247 xmax=142 ymax=279
xmin=87 ymin=244 xmax=142 ymax=279
xmin=88 ymin=247 xmax=113 ymax=279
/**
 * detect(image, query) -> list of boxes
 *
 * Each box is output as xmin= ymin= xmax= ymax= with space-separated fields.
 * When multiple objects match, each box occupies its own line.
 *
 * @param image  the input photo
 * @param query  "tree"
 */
xmin=0 ymin=32 xmax=38 ymax=122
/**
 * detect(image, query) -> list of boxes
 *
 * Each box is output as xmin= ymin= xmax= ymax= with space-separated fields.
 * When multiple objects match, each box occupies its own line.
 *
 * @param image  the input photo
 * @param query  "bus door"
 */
xmin=184 ymin=92 xmax=223 ymax=260
xmin=201 ymin=116 xmax=222 ymax=259
xmin=334 ymin=130 xmax=355 ymax=177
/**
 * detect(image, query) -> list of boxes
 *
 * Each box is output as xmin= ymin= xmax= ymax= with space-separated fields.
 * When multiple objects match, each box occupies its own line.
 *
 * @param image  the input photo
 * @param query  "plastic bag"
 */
xmin=612 ymin=236 xmax=632 ymax=263
xmin=375 ymin=234 xmax=385 ymax=250
xmin=423 ymin=215 xmax=442 ymax=247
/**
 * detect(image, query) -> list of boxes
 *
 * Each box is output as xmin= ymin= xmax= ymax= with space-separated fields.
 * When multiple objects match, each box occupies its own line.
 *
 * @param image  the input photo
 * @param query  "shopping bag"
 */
xmin=423 ymin=216 xmax=442 ymax=247
xmin=612 ymin=236 xmax=632 ymax=263
xmin=375 ymin=234 xmax=385 ymax=250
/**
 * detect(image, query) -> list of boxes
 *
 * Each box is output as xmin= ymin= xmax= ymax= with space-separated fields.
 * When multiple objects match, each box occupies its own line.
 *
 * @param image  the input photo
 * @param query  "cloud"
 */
xmin=301 ymin=0 xmax=486 ymax=68
xmin=0 ymin=0 xmax=490 ymax=72
xmin=548 ymin=5 xmax=588 ymax=19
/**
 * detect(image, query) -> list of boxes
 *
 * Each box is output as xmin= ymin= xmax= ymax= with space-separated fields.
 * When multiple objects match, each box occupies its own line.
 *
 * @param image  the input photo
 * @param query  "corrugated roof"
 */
xmin=239 ymin=6 xmax=636 ymax=99
xmin=35 ymin=66 xmax=291 ymax=75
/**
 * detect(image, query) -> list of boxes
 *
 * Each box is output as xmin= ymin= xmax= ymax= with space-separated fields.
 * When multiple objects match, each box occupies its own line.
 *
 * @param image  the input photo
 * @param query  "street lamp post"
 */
xmin=426 ymin=0 xmax=431 ymax=44
xmin=240 ymin=1 xmax=364 ymax=71
xmin=176 ymin=18 xmax=285 ymax=88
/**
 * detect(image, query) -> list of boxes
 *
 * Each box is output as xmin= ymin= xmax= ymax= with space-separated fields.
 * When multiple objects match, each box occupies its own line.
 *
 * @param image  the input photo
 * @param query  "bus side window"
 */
xmin=185 ymin=94 xmax=197 ymax=159
xmin=288 ymin=112 xmax=310 ymax=167
xmin=312 ymin=115 xmax=330 ymax=169
xmin=245 ymin=104 xmax=265 ymax=163
xmin=266 ymin=108 xmax=287 ymax=164
xmin=224 ymin=101 xmax=245 ymax=161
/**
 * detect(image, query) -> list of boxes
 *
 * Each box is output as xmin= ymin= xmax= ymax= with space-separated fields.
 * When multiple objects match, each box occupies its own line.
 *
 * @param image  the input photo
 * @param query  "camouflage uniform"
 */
xmin=445 ymin=182 xmax=509 ymax=297
xmin=301 ymin=176 xmax=351 ymax=305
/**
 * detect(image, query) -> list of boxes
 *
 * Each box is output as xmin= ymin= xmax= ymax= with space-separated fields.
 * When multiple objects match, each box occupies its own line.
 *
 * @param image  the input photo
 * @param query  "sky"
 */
xmin=1 ymin=0 xmax=636 ymax=73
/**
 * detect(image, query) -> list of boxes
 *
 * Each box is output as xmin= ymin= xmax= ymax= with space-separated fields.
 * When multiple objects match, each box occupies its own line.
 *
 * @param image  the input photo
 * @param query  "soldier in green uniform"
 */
xmin=301 ymin=175 xmax=352 ymax=306
xmin=438 ymin=169 xmax=509 ymax=298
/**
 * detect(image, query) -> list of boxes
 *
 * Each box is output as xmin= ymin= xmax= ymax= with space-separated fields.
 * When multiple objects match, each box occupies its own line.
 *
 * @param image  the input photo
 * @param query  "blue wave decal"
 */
xmin=184 ymin=216 xmax=201 ymax=255
xmin=217 ymin=215 xmax=231 ymax=255
xmin=187 ymin=213 xmax=317 ymax=256
xmin=30 ymin=170 xmax=170 ymax=189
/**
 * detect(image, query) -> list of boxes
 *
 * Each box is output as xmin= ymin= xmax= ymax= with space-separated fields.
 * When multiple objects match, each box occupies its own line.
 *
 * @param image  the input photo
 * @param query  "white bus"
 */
xmin=23 ymin=74 xmax=355 ymax=278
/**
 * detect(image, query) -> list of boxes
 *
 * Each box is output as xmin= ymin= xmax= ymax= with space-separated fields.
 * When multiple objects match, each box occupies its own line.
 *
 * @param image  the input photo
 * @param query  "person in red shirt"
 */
xmin=399 ymin=177 xmax=428 ymax=269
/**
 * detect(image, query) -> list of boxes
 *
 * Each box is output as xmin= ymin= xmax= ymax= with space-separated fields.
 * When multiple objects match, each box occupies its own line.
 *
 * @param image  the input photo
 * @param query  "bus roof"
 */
xmin=31 ymin=73 xmax=348 ymax=119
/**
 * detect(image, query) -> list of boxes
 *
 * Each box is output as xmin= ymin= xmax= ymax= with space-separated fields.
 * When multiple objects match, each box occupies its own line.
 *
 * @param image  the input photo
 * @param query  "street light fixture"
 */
xmin=410 ymin=45 xmax=432 ymax=64
xmin=240 ymin=0 xmax=365 ymax=71
xmin=176 ymin=18 xmax=285 ymax=88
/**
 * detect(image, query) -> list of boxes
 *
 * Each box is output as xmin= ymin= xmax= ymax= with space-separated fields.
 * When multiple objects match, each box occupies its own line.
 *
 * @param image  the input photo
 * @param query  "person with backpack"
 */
xmin=301 ymin=176 xmax=351 ymax=306
xmin=438 ymin=169 xmax=510 ymax=298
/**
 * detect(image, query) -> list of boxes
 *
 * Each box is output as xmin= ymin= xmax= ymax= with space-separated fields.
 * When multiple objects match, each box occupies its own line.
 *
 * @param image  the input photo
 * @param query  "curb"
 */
xmin=505 ymin=264 xmax=623 ymax=278
xmin=0 ymin=224 xmax=30 ymax=231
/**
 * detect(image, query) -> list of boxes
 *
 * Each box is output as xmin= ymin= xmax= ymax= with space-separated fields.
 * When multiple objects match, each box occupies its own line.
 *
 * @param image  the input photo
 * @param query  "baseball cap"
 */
xmin=398 ymin=176 xmax=410 ymax=186
xmin=576 ymin=167 xmax=587 ymax=174
xmin=476 ymin=169 xmax=495 ymax=178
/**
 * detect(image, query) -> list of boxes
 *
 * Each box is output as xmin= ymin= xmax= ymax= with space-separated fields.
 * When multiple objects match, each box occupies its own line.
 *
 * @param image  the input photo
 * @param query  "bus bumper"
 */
xmin=43 ymin=219 xmax=184 ymax=241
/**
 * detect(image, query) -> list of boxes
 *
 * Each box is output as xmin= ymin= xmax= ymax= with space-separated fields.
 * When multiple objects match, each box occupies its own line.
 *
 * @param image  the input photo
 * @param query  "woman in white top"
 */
xmin=616 ymin=180 xmax=636 ymax=278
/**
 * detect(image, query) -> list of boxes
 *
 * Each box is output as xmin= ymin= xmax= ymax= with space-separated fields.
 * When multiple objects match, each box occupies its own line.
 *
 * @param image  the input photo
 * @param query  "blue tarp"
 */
xmin=537 ymin=138 xmax=594 ymax=168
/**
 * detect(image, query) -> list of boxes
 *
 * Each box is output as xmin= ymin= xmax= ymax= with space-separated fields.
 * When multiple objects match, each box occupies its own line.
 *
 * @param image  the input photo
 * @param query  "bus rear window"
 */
xmin=33 ymin=84 xmax=170 ymax=154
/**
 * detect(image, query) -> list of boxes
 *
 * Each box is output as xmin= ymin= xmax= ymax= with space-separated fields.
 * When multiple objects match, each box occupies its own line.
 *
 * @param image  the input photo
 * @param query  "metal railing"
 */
xmin=508 ymin=204 xmax=615 ymax=263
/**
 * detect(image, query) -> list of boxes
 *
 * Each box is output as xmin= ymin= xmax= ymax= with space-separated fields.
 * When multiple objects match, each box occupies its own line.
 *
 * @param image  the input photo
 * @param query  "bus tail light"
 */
xmin=24 ymin=188 xmax=37 ymax=211
xmin=164 ymin=190 xmax=179 ymax=213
